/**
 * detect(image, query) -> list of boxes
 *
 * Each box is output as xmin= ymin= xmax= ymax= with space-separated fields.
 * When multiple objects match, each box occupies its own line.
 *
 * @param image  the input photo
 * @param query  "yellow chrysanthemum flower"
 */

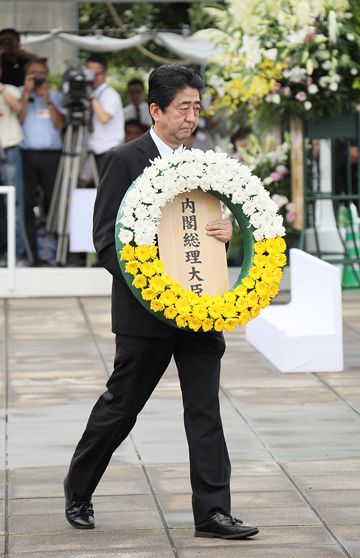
xmin=253 ymin=254 xmax=267 ymax=267
xmin=149 ymin=276 xmax=166 ymax=293
xmin=125 ymin=260 xmax=140 ymax=275
xmin=199 ymin=295 xmax=212 ymax=307
xmin=141 ymin=262 xmax=156 ymax=277
xmin=255 ymin=281 xmax=269 ymax=297
xmin=132 ymin=274 xmax=147 ymax=289
xmin=188 ymin=317 xmax=202 ymax=332
xmin=214 ymin=318 xmax=225 ymax=332
xmin=268 ymin=284 xmax=279 ymax=297
xmin=275 ymin=237 xmax=286 ymax=253
xmin=275 ymin=253 xmax=287 ymax=267
xmin=246 ymin=291 xmax=259 ymax=308
xmin=224 ymin=291 xmax=236 ymax=303
xmin=159 ymin=291 xmax=177 ymax=307
xmin=233 ymin=285 xmax=248 ymax=298
xmin=162 ymin=273 xmax=173 ymax=286
xmin=164 ymin=306 xmax=178 ymax=320
xmin=135 ymin=245 xmax=151 ymax=262
xmin=222 ymin=303 xmax=237 ymax=318
xmin=150 ymin=299 xmax=165 ymax=313
xmin=175 ymin=298 xmax=192 ymax=314
xmin=236 ymin=297 xmax=249 ymax=312
xmin=238 ymin=310 xmax=250 ymax=326
xmin=141 ymin=287 xmax=157 ymax=301
xmin=202 ymin=318 xmax=214 ymax=332
xmin=249 ymin=266 xmax=263 ymax=280
xmin=120 ymin=244 xmax=135 ymax=261
xmin=262 ymin=269 xmax=275 ymax=285
xmin=211 ymin=295 xmax=225 ymax=307
xmin=223 ymin=318 xmax=238 ymax=332
xmin=265 ymin=238 xmax=278 ymax=254
xmin=254 ymin=241 xmax=266 ymax=254
xmin=192 ymin=305 xmax=209 ymax=321
xmin=242 ymin=277 xmax=255 ymax=289
xmin=149 ymin=245 xmax=158 ymax=259
xmin=273 ymin=268 xmax=283 ymax=283
xmin=250 ymin=306 xmax=261 ymax=319
xmin=176 ymin=313 xmax=189 ymax=328
xmin=259 ymin=296 xmax=271 ymax=308
xmin=153 ymin=258 xmax=165 ymax=273
xmin=208 ymin=304 xmax=223 ymax=319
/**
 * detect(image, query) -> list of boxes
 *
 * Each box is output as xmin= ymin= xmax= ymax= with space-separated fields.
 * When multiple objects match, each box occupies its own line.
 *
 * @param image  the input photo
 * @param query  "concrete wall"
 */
xmin=0 ymin=1 xmax=78 ymax=73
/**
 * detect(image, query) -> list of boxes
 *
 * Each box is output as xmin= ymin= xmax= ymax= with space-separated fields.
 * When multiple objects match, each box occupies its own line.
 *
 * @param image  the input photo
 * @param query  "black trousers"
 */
xmin=67 ymin=330 xmax=231 ymax=525
xmin=21 ymin=149 xmax=61 ymax=259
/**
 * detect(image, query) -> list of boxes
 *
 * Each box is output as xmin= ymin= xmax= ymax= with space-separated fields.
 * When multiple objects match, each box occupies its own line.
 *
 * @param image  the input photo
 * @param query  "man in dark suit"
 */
xmin=64 ymin=65 xmax=259 ymax=540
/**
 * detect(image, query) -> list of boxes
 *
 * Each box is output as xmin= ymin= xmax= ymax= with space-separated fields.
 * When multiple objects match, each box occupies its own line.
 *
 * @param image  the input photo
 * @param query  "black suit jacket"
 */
xmin=93 ymin=131 xmax=174 ymax=337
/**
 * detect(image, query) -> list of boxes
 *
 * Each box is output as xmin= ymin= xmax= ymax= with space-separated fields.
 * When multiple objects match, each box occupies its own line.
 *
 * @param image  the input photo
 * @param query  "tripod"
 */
xmin=46 ymin=121 xmax=98 ymax=265
xmin=0 ymin=140 xmax=33 ymax=264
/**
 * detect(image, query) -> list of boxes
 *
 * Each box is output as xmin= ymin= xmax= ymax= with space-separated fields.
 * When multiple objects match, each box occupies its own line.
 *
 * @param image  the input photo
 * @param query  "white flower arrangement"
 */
xmin=117 ymin=149 xmax=285 ymax=246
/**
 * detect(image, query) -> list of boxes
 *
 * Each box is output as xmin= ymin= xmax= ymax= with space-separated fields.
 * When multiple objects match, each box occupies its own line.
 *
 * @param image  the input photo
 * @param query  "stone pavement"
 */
xmin=1 ymin=291 xmax=360 ymax=558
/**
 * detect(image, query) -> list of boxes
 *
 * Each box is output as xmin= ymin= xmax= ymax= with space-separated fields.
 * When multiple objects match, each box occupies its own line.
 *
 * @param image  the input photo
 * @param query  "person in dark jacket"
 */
xmin=64 ymin=64 xmax=259 ymax=541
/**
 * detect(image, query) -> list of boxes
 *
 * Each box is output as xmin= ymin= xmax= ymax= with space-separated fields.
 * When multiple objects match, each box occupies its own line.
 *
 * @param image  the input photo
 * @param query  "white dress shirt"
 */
xmin=88 ymin=83 xmax=125 ymax=154
xmin=124 ymin=101 xmax=152 ymax=127
xmin=150 ymin=127 xmax=185 ymax=159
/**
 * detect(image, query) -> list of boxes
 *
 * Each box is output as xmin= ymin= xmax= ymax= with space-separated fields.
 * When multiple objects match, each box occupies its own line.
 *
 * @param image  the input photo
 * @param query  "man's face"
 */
xmin=86 ymin=62 xmax=106 ymax=89
xmin=150 ymin=86 xmax=201 ymax=149
xmin=125 ymin=123 xmax=145 ymax=143
xmin=128 ymin=84 xmax=144 ymax=106
xmin=26 ymin=63 xmax=48 ymax=89
xmin=0 ymin=32 xmax=20 ymax=55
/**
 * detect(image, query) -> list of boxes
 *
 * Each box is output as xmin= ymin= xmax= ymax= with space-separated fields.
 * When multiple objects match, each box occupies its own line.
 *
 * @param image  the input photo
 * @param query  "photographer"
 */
xmin=0 ymin=28 xmax=36 ymax=87
xmin=86 ymin=53 xmax=124 ymax=175
xmin=0 ymin=74 xmax=27 ymax=265
xmin=18 ymin=58 xmax=66 ymax=265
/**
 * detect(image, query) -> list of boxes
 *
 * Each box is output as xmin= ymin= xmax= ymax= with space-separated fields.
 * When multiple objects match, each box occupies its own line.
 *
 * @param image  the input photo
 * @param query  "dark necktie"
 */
xmin=135 ymin=104 xmax=141 ymax=123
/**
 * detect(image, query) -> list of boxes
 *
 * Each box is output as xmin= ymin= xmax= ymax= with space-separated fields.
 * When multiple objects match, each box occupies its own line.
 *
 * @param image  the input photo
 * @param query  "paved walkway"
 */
xmin=1 ymin=291 xmax=360 ymax=558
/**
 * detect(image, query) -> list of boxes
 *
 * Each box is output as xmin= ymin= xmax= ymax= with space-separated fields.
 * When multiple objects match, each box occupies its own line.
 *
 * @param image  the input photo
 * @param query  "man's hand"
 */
xmin=36 ymin=83 xmax=50 ymax=102
xmin=23 ymin=74 xmax=35 ymax=94
xmin=206 ymin=218 xmax=233 ymax=243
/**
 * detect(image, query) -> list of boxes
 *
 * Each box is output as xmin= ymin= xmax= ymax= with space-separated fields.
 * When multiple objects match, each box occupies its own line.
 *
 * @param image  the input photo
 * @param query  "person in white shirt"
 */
xmin=123 ymin=78 xmax=152 ymax=128
xmin=86 ymin=54 xmax=124 ymax=175
xmin=0 ymin=77 xmax=28 ymax=263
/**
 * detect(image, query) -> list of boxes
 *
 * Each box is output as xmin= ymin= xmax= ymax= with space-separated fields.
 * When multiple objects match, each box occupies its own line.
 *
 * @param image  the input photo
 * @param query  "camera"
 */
xmin=0 ymin=38 xmax=11 ymax=47
xmin=33 ymin=75 xmax=45 ymax=87
xmin=62 ymin=66 xmax=95 ymax=125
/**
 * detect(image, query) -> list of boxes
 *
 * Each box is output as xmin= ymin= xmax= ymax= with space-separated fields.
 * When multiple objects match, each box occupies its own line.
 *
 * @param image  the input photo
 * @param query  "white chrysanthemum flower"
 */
xmin=126 ymin=189 xmax=142 ymax=208
xmin=120 ymin=214 xmax=136 ymax=228
xmin=118 ymin=229 xmax=133 ymax=243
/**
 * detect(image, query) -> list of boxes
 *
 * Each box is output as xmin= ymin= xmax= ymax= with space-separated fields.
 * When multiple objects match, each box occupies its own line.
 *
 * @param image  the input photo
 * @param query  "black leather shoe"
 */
xmin=64 ymin=478 xmax=95 ymax=529
xmin=195 ymin=512 xmax=259 ymax=539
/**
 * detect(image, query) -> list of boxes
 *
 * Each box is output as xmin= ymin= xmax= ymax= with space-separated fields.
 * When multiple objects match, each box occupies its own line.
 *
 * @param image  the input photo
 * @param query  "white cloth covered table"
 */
xmin=245 ymin=248 xmax=344 ymax=373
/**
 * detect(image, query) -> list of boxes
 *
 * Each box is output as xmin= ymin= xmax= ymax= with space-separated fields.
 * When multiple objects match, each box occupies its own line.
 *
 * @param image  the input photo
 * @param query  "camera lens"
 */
xmin=34 ymin=76 xmax=45 ymax=87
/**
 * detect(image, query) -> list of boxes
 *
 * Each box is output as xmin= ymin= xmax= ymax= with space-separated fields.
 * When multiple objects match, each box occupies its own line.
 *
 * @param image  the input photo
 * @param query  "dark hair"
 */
xmin=86 ymin=53 xmax=108 ymax=71
xmin=24 ymin=57 xmax=48 ymax=74
xmin=230 ymin=127 xmax=252 ymax=144
xmin=127 ymin=78 xmax=145 ymax=90
xmin=0 ymin=28 xmax=20 ymax=41
xmin=148 ymin=65 xmax=204 ymax=111
xmin=125 ymin=118 xmax=149 ymax=131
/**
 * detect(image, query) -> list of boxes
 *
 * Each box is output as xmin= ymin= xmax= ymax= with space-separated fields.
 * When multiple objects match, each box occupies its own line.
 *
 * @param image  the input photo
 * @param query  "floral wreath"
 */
xmin=115 ymin=149 xmax=287 ymax=333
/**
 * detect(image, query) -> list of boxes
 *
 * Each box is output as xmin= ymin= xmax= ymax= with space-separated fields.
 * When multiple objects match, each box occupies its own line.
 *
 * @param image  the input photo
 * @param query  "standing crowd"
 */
xmin=0 ymin=29 xmax=152 ymax=267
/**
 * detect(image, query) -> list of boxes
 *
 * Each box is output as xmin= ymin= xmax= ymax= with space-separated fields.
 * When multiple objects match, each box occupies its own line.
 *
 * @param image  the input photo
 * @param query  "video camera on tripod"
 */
xmin=47 ymin=64 xmax=98 ymax=264
xmin=62 ymin=66 xmax=94 ymax=126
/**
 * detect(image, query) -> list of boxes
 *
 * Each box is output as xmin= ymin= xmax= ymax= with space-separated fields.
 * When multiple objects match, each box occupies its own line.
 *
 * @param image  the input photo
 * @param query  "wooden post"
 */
xmin=290 ymin=116 xmax=304 ymax=231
